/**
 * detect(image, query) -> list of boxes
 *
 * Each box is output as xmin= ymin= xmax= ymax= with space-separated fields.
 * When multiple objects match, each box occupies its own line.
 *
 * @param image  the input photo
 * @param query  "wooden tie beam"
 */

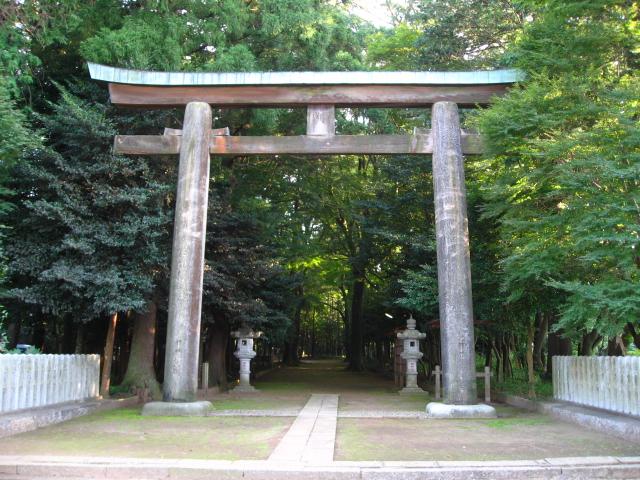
xmin=114 ymin=127 xmax=484 ymax=156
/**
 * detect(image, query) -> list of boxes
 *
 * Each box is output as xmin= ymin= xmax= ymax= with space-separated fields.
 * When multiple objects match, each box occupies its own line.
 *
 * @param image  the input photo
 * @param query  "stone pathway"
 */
xmin=268 ymin=394 xmax=338 ymax=463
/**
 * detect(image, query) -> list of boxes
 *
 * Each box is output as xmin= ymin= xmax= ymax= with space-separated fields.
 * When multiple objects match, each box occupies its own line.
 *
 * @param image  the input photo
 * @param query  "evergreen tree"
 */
xmin=5 ymin=82 xmax=172 ymax=338
xmin=202 ymin=182 xmax=295 ymax=389
xmin=473 ymin=0 xmax=640 ymax=341
xmin=407 ymin=0 xmax=528 ymax=70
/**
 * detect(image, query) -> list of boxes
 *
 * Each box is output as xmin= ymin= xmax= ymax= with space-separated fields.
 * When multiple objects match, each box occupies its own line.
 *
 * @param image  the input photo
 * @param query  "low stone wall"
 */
xmin=553 ymin=356 xmax=640 ymax=416
xmin=0 ymin=354 xmax=100 ymax=414
xmin=0 ymin=396 xmax=140 ymax=439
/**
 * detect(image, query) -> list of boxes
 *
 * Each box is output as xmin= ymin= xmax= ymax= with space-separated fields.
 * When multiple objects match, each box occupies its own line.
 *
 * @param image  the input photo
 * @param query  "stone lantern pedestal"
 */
xmin=230 ymin=325 xmax=261 ymax=393
xmin=397 ymin=316 xmax=428 ymax=396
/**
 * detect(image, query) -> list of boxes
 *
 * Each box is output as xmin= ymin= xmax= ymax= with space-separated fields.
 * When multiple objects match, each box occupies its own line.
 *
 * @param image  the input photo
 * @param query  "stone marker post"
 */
xmin=143 ymin=102 xmax=214 ymax=416
xmin=426 ymin=101 xmax=495 ymax=418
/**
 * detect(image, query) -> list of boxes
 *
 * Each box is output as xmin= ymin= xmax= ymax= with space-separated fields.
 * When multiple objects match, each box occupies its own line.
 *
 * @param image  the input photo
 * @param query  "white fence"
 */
xmin=553 ymin=356 xmax=640 ymax=416
xmin=0 ymin=354 xmax=100 ymax=414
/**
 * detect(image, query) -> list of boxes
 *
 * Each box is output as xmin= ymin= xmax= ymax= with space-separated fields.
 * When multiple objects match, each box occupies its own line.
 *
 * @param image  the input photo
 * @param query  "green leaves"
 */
xmin=80 ymin=14 xmax=191 ymax=70
xmin=473 ymin=0 xmax=640 ymax=335
xmin=6 ymin=83 xmax=172 ymax=320
xmin=408 ymin=0 xmax=528 ymax=70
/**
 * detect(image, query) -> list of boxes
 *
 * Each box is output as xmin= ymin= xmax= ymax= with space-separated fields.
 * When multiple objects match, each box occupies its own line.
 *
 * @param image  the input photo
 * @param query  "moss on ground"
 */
xmin=335 ymin=417 xmax=640 ymax=461
xmin=2 ymin=415 xmax=293 ymax=460
xmin=5 ymin=360 xmax=640 ymax=463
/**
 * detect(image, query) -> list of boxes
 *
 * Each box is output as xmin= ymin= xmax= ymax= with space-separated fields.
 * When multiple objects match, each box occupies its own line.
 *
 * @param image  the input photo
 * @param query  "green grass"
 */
xmin=211 ymin=395 xmax=306 ymax=410
xmin=479 ymin=417 xmax=553 ymax=430
xmin=2 ymin=414 xmax=293 ymax=460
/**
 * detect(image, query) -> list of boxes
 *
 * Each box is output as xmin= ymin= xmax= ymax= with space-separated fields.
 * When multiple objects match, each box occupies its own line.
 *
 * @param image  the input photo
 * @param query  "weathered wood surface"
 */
xmin=307 ymin=105 xmax=335 ymax=136
xmin=164 ymin=127 xmax=229 ymax=136
xmin=431 ymin=101 xmax=477 ymax=406
xmin=114 ymin=132 xmax=484 ymax=156
xmin=163 ymin=102 xmax=212 ymax=404
xmin=108 ymin=83 xmax=511 ymax=109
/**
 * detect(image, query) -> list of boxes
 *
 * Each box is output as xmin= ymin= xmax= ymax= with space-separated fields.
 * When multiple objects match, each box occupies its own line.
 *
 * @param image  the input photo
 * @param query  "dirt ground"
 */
xmin=2 ymin=359 xmax=639 ymax=462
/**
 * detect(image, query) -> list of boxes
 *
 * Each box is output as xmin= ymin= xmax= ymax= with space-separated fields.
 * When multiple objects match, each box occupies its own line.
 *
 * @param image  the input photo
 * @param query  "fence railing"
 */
xmin=553 ymin=355 xmax=640 ymax=416
xmin=0 ymin=354 xmax=100 ymax=414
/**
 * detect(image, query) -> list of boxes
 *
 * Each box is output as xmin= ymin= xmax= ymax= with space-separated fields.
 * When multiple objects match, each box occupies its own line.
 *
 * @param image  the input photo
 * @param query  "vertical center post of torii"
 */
xmin=427 ymin=101 xmax=496 ymax=418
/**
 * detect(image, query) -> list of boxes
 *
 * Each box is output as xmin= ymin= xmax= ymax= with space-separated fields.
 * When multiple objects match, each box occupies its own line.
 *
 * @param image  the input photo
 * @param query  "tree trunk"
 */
xmin=282 ymin=285 xmax=303 ymax=365
xmin=310 ymin=310 xmax=316 ymax=357
xmin=375 ymin=340 xmax=383 ymax=365
xmin=501 ymin=337 xmax=512 ymax=378
xmin=626 ymin=323 xmax=640 ymax=350
xmin=484 ymin=338 xmax=492 ymax=368
xmin=607 ymin=333 xmax=629 ymax=356
xmin=526 ymin=318 xmax=536 ymax=398
xmin=100 ymin=313 xmax=118 ymax=398
xmin=207 ymin=314 xmax=231 ymax=391
xmin=579 ymin=329 xmax=602 ymax=356
xmin=6 ymin=320 xmax=20 ymax=351
xmin=510 ymin=333 xmax=522 ymax=370
xmin=533 ymin=312 xmax=548 ymax=370
xmin=492 ymin=341 xmax=503 ymax=382
xmin=75 ymin=322 xmax=85 ymax=354
xmin=120 ymin=301 xmax=161 ymax=400
xmin=546 ymin=314 xmax=572 ymax=377
xmin=114 ymin=311 xmax=133 ymax=385
xmin=347 ymin=275 xmax=365 ymax=372
xmin=340 ymin=284 xmax=351 ymax=363
xmin=32 ymin=324 xmax=46 ymax=352
xmin=53 ymin=315 xmax=64 ymax=354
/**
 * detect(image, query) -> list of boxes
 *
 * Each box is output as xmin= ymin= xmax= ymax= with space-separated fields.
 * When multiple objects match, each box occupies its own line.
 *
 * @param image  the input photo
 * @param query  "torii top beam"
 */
xmin=87 ymin=62 xmax=521 ymax=109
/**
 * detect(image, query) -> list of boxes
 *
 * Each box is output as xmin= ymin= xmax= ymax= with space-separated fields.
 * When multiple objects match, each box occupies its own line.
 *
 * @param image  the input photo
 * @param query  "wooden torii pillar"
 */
xmin=89 ymin=63 xmax=519 ymax=417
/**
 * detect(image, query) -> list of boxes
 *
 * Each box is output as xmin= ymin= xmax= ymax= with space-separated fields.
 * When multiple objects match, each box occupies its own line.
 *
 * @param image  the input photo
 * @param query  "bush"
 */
xmin=492 ymin=367 xmax=553 ymax=400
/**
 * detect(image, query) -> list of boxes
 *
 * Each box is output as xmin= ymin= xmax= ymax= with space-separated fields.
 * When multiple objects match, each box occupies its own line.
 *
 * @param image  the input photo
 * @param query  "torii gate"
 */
xmin=89 ymin=63 xmax=519 ymax=417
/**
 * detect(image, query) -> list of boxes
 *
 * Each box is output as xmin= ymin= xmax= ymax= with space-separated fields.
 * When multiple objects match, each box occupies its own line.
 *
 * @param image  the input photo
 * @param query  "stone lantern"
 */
xmin=397 ymin=316 xmax=428 ymax=395
xmin=230 ymin=324 xmax=261 ymax=393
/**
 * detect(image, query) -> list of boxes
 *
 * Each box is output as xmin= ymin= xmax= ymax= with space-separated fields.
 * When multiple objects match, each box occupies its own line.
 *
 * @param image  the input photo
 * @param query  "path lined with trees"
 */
xmin=0 ymin=0 xmax=638 ymax=399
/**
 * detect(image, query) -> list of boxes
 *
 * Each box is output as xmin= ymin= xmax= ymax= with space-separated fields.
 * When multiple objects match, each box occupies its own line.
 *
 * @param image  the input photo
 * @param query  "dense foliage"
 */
xmin=473 ymin=0 xmax=640 ymax=340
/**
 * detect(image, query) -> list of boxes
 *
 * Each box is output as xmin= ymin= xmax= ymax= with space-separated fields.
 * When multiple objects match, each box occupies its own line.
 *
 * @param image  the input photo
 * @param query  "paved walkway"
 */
xmin=268 ymin=394 xmax=338 ymax=463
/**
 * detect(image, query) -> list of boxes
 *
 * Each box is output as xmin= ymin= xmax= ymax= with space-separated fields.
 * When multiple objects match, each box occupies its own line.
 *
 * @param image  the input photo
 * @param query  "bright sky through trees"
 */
xmin=349 ymin=0 xmax=407 ymax=27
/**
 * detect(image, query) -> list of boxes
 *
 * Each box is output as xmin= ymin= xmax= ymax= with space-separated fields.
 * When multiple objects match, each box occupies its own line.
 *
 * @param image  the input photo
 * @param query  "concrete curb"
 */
xmin=493 ymin=391 xmax=640 ymax=444
xmin=0 ymin=396 xmax=140 ymax=439
xmin=543 ymin=402 xmax=640 ymax=444
xmin=1 ymin=455 xmax=640 ymax=480
xmin=491 ymin=391 xmax=539 ymax=411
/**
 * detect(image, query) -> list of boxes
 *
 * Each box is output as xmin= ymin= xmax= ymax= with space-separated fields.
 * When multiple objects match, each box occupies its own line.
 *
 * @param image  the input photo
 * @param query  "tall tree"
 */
xmin=407 ymin=0 xmax=528 ymax=70
xmin=473 ymin=0 xmax=640 ymax=343
xmin=202 ymin=182 xmax=294 ymax=390
xmin=5 ymin=83 xmax=172 ymax=366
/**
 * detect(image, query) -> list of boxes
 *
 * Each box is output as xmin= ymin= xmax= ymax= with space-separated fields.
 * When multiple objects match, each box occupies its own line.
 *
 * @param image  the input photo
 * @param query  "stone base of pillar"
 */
xmin=397 ymin=386 xmax=429 ymax=396
xmin=141 ymin=401 xmax=214 ymax=417
xmin=426 ymin=402 xmax=497 ymax=419
xmin=230 ymin=385 xmax=260 ymax=394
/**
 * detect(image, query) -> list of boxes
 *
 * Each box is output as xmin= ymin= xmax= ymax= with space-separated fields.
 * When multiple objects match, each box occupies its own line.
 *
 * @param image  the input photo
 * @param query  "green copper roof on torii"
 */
xmin=87 ymin=62 xmax=523 ymax=87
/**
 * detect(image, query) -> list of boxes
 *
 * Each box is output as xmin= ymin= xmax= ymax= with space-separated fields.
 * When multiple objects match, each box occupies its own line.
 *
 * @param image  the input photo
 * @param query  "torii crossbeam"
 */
xmin=89 ymin=63 xmax=518 ymax=417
